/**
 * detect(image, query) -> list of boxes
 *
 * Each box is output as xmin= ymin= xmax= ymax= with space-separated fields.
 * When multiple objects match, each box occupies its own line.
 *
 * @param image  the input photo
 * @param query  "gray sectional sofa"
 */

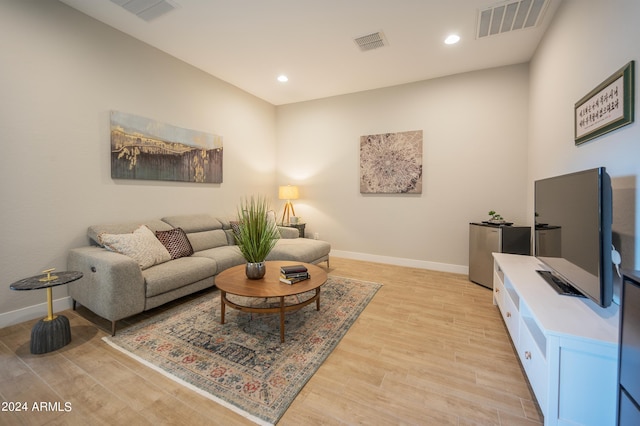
xmin=67 ymin=214 xmax=330 ymax=335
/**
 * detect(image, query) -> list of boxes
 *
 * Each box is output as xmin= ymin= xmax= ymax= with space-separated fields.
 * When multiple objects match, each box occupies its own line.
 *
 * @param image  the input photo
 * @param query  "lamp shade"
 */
xmin=278 ymin=185 xmax=299 ymax=200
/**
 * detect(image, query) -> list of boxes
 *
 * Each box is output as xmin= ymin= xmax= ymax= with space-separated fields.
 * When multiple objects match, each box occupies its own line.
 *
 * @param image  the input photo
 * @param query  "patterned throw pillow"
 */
xmin=98 ymin=225 xmax=171 ymax=270
xmin=230 ymin=221 xmax=242 ymax=236
xmin=155 ymin=227 xmax=194 ymax=259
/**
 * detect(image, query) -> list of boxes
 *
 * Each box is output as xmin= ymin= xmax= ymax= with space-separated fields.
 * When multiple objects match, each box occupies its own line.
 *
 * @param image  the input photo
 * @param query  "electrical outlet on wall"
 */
xmin=313 ymin=232 xmax=319 ymax=240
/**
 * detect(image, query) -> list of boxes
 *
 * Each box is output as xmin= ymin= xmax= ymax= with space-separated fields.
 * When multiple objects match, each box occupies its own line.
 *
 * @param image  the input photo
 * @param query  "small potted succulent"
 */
xmin=488 ymin=210 xmax=506 ymax=224
xmin=233 ymin=195 xmax=279 ymax=279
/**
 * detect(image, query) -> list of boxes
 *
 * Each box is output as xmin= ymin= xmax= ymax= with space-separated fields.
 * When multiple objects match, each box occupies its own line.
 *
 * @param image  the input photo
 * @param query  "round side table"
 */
xmin=10 ymin=269 xmax=83 ymax=354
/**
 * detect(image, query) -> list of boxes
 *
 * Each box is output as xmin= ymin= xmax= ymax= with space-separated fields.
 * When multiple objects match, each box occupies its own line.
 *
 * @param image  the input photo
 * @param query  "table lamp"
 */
xmin=278 ymin=185 xmax=299 ymax=225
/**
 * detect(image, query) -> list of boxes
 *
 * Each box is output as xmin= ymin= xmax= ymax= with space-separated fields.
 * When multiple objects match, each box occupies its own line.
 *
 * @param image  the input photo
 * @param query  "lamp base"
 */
xmin=281 ymin=202 xmax=296 ymax=225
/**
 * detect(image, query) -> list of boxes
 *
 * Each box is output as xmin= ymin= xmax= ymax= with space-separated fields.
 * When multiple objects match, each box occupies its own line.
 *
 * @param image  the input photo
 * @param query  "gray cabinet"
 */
xmin=618 ymin=271 xmax=640 ymax=425
xmin=468 ymin=223 xmax=530 ymax=289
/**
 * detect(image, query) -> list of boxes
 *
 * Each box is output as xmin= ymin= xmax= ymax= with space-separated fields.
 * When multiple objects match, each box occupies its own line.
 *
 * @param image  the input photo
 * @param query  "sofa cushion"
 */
xmin=155 ymin=228 xmax=194 ymax=259
xmin=224 ymin=229 xmax=236 ymax=245
xmin=216 ymin=217 xmax=232 ymax=229
xmin=162 ymin=214 xmax=222 ymax=233
xmin=267 ymin=238 xmax=331 ymax=263
xmin=98 ymin=225 xmax=171 ymax=270
xmin=278 ymin=226 xmax=299 ymax=239
xmin=193 ymin=245 xmax=246 ymax=272
xmin=188 ymin=229 xmax=229 ymax=252
xmin=143 ymin=256 xmax=217 ymax=298
xmin=88 ymin=219 xmax=173 ymax=246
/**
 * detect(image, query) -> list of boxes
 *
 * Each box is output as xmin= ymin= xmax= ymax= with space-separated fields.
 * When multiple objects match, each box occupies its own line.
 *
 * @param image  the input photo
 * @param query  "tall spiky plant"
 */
xmin=234 ymin=196 xmax=279 ymax=263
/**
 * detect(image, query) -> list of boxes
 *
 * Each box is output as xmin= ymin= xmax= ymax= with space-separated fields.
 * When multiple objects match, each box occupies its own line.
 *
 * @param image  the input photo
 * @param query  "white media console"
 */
xmin=492 ymin=253 xmax=620 ymax=426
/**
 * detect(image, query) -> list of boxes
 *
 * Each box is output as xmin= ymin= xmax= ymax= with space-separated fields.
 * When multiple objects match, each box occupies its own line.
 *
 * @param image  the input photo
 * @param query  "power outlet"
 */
xmin=313 ymin=232 xmax=320 ymax=240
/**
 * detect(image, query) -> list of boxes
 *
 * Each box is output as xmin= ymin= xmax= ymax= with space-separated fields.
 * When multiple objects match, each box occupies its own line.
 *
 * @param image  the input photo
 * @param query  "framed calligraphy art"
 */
xmin=575 ymin=61 xmax=634 ymax=145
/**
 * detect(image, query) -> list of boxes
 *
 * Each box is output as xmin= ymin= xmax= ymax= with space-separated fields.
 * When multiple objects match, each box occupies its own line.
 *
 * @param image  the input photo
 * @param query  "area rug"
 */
xmin=102 ymin=276 xmax=381 ymax=425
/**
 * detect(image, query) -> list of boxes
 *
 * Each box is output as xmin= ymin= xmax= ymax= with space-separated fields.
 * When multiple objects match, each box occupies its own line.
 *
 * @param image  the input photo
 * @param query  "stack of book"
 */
xmin=279 ymin=264 xmax=310 ymax=284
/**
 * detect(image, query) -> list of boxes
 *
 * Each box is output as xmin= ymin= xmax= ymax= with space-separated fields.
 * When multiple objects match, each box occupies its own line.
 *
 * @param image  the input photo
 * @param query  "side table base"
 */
xmin=30 ymin=315 xmax=71 ymax=354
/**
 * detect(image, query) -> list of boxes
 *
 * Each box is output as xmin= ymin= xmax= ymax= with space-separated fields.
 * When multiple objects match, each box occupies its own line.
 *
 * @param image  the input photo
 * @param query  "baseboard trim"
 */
xmin=331 ymin=250 xmax=469 ymax=275
xmin=0 ymin=296 xmax=73 ymax=329
xmin=1 ymin=255 xmax=468 ymax=329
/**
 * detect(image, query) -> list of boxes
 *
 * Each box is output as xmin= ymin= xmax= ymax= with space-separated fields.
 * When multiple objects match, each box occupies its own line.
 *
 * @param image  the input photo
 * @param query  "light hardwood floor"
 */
xmin=0 ymin=257 xmax=542 ymax=425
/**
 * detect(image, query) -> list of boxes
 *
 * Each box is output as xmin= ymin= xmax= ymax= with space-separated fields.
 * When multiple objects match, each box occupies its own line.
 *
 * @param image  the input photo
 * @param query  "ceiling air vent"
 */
xmin=477 ymin=0 xmax=549 ymax=38
xmin=110 ymin=0 xmax=178 ymax=22
xmin=354 ymin=31 xmax=388 ymax=52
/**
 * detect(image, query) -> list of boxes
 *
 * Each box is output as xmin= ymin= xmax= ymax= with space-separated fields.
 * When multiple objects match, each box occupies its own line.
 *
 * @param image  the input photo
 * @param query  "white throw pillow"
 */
xmin=99 ymin=225 xmax=171 ymax=270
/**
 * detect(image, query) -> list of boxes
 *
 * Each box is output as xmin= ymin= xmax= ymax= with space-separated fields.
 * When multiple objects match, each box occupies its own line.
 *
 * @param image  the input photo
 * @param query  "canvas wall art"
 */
xmin=110 ymin=111 xmax=223 ymax=183
xmin=360 ymin=130 xmax=423 ymax=194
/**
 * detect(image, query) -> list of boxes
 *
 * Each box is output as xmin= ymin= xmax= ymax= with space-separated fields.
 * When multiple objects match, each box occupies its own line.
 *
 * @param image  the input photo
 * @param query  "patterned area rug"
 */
xmin=103 ymin=276 xmax=381 ymax=425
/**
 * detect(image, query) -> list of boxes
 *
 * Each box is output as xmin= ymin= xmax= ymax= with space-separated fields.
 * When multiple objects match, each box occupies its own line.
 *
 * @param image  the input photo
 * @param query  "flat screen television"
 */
xmin=534 ymin=167 xmax=613 ymax=308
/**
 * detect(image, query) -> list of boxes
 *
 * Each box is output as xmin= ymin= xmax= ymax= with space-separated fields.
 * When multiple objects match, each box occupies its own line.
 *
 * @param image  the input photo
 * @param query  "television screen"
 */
xmin=534 ymin=167 xmax=613 ymax=308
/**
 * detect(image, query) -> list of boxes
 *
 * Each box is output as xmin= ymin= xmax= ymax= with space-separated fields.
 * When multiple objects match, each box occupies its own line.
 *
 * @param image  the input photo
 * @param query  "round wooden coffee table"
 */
xmin=215 ymin=261 xmax=327 ymax=343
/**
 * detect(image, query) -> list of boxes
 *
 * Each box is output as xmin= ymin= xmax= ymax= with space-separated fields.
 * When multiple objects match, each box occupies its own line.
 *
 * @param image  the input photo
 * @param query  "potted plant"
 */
xmin=233 ymin=195 xmax=279 ymax=279
xmin=488 ymin=210 xmax=506 ymax=224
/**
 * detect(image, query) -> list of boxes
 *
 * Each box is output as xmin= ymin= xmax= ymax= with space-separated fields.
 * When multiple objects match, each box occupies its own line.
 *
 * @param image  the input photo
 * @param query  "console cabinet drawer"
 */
xmin=519 ymin=317 xmax=548 ymax=409
xmin=500 ymin=286 xmax=520 ymax=339
xmin=493 ymin=264 xmax=504 ymax=307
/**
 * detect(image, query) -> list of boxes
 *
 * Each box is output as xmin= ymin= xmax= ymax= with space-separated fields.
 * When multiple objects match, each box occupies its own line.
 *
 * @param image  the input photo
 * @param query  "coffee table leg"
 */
xmin=316 ymin=288 xmax=321 ymax=310
xmin=279 ymin=296 xmax=285 ymax=343
xmin=220 ymin=291 xmax=226 ymax=324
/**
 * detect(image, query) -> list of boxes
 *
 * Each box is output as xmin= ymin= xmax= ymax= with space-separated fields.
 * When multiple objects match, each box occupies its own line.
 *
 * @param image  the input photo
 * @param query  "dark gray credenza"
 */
xmin=618 ymin=270 xmax=640 ymax=425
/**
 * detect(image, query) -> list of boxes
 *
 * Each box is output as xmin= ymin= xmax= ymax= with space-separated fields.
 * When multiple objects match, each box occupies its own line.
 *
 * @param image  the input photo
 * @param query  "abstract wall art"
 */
xmin=110 ymin=111 xmax=223 ymax=183
xmin=360 ymin=130 xmax=423 ymax=194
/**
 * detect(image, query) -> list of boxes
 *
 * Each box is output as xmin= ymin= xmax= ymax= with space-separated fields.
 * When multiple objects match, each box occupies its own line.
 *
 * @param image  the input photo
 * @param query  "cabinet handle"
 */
xmin=524 ymin=351 xmax=532 ymax=360
xmin=506 ymin=312 xmax=511 ymax=318
xmin=495 ymin=288 xmax=500 ymax=293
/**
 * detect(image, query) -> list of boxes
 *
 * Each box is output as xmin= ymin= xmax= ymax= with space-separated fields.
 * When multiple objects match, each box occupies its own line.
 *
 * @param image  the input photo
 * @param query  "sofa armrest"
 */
xmin=278 ymin=226 xmax=300 ymax=239
xmin=67 ymin=247 xmax=145 ymax=322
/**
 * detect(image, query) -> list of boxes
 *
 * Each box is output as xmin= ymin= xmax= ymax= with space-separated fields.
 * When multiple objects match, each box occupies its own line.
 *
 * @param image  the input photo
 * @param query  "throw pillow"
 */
xmin=98 ymin=225 xmax=171 ymax=270
xmin=155 ymin=227 xmax=194 ymax=259
xmin=230 ymin=220 xmax=242 ymax=244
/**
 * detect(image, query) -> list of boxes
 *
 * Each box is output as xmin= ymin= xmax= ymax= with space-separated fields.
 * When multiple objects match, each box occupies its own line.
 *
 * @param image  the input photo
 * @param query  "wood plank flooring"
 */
xmin=0 ymin=257 xmax=543 ymax=425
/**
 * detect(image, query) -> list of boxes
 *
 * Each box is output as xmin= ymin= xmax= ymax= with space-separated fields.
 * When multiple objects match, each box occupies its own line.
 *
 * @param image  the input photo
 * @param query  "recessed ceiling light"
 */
xmin=444 ymin=34 xmax=460 ymax=45
xmin=277 ymin=75 xmax=289 ymax=83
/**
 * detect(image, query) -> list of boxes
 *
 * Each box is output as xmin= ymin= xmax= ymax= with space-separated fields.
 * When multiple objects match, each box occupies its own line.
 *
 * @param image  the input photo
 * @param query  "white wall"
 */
xmin=276 ymin=65 xmax=530 ymax=271
xmin=528 ymin=0 xmax=640 ymax=269
xmin=0 ymin=1 xmax=277 ymax=325
xmin=7 ymin=0 xmax=637 ymax=328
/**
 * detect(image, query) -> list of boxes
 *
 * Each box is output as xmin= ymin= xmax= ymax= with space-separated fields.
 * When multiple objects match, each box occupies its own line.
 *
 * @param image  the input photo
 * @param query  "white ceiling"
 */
xmin=58 ymin=0 xmax=561 ymax=105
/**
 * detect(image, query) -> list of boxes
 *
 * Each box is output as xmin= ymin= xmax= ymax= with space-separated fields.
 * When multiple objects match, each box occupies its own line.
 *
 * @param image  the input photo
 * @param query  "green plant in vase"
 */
xmin=488 ymin=210 xmax=505 ymax=224
xmin=233 ymin=195 xmax=279 ymax=279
